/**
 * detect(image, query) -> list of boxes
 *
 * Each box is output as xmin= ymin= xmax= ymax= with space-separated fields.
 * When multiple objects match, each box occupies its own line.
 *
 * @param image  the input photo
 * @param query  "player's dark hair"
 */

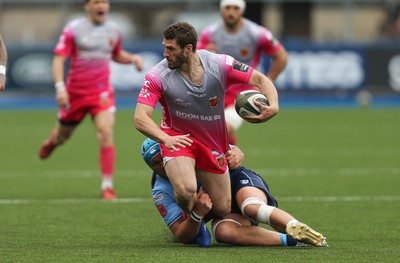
xmin=163 ymin=22 xmax=197 ymax=52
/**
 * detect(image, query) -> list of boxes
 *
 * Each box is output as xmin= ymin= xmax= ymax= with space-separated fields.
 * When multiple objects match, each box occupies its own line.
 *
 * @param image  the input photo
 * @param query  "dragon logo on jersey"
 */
xmin=100 ymin=91 xmax=110 ymax=107
xmin=209 ymin=96 xmax=220 ymax=108
xmin=240 ymin=48 xmax=250 ymax=57
xmin=216 ymin=154 xmax=227 ymax=168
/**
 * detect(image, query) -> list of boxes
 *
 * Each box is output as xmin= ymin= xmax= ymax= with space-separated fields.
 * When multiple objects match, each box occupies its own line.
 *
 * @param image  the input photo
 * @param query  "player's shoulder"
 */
xmin=198 ymin=49 xmax=232 ymax=66
xmin=104 ymin=19 xmax=120 ymax=31
xmin=146 ymin=59 xmax=174 ymax=80
xmin=244 ymin=18 xmax=275 ymax=41
xmin=66 ymin=17 xmax=86 ymax=30
xmin=201 ymin=20 xmax=224 ymax=35
xmin=243 ymin=18 xmax=267 ymax=31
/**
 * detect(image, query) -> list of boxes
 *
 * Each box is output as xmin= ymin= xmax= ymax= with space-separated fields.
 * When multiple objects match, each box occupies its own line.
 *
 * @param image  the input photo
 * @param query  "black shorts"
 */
xmin=229 ymin=166 xmax=278 ymax=214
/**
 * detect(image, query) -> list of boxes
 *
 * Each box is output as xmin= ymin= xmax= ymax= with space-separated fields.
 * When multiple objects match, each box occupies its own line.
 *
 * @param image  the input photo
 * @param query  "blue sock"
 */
xmin=280 ymin=233 xmax=298 ymax=246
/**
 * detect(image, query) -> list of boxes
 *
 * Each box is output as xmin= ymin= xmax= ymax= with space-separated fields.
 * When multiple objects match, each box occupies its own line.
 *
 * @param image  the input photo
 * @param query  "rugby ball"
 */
xmin=235 ymin=90 xmax=269 ymax=119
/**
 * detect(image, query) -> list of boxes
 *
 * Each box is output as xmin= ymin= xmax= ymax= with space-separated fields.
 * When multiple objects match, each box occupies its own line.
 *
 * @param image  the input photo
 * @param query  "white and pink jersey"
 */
xmin=198 ymin=18 xmax=282 ymax=107
xmin=54 ymin=17 xmax=123 ymax=96
xmin=137 ymin=50 xmax=253 ymax=153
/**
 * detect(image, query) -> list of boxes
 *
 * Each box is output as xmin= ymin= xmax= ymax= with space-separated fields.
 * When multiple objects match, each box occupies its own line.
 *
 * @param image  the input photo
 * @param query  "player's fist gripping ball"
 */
xmin=235 ymin=90 xmax=269 ymax=119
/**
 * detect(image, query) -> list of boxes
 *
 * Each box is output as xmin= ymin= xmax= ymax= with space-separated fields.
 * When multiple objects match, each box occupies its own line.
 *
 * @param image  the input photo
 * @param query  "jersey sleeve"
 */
xmin=54 ymin=26 xmax=75 ymax=58
xmin=152 ymin=176 xmax=185 ymax=228
xmin=223 ymin=55 xmax=254 ymax=88
xmin=137 ymin=69 xmax=163 ymax=108
xmin=112 ymin=32 xmax=123 ymax=57
xmin=258 ymin=27 xmax=282 ymax=56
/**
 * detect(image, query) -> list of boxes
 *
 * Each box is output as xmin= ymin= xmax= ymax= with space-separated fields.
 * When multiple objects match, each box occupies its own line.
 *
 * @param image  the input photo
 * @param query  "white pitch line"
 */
xmin=0 ymin=198 xmax=151 ymax=205
xmin=0 ymin=167 xmax=399 ymax=178
xmin=0 ymin=196 xmax=399 ymax=206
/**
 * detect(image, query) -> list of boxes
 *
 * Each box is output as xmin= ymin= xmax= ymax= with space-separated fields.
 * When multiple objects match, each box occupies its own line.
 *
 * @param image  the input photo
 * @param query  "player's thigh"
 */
xmin=236 ymin=186 xmax=268 ymax=208
xmin=197 ymin=170 xmax=231 ymax=202
xmin=164 ymin=156 xmax=197 ymax=193
xmin=93 ymin=110 xmax=115 ymax=130
xmin=57 ymin=122 xmax=77 ymax=139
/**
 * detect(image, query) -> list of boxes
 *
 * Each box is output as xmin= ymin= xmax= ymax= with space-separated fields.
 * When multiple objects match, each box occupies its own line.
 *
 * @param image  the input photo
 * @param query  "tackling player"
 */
xmin=134 ymin=22 xmax=279 ymax=219
xmin=142 ymin=138 xmax=328 ymax=247
xmin=198 ymin=0 xmax=288 ymax=145
xmin=38 ymin=0 xmax=143 ymax=199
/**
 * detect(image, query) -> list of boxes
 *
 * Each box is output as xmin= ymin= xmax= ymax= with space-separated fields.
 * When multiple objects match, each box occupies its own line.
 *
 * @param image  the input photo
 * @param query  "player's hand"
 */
xmin=56 ymin=89 xmax=70 ymax=108
xmin=131 ymin=54 xmax=143 ymax=72
xmin=163 ymin=134 xmax=192 ymax=151
xmin=245 ymin=100 xmax=279 ymax=123
xmin=226 ymin=146 xmax=244 ymax=169
xmin=0 ymin=75 xmax=5 ymax=91
xmin=192 ymin=191 xmax=212 ymax=217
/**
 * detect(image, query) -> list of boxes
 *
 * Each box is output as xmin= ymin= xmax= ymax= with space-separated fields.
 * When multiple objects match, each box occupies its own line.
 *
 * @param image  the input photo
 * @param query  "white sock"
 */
xmin=101 ymin=177 xmax=113 ymax=190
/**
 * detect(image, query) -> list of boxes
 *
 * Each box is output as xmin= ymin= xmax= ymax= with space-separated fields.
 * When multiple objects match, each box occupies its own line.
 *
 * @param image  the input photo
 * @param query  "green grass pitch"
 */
xmin=0 ymin=108 xmax=399 ymax=262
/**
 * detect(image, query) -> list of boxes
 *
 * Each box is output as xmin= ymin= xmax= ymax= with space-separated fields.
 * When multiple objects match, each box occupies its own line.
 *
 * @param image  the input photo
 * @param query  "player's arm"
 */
xmin=112 ymin=49 xmax=143 ymax=71
xmin=134 ymin=103 xmax=167 ymax=142
xmin=0 ymin=33 xmax=7 ymax=91
xmin=134 ymin=103 xmax=192 ymax=151
xmin=267 ymin=47 xmax=287 ymax=81
xmin=247 ymin=70 xmax=279 ymax=123
xmin=52 ymin=54 xmax=69 ymax=107
xmin=169 ymin=192 xmax=212 ymax=244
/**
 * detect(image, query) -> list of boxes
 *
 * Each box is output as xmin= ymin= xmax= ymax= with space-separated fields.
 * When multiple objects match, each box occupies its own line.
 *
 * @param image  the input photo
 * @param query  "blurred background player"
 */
xmin=0 ymin=33 xmax=7 ymax=91
xmin=142 ymin=138 xmax=328 ymax=247
xmin=198 ymin=0 xmax=287 ymax=145
xmin=38 ymin=0 xmax=143 ymax=200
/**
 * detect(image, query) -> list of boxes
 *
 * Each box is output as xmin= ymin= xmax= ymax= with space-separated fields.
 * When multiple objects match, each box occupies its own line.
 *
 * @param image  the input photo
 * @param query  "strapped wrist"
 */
xmin=55 ymin=81 xmax=66 ymax=91
xmin=189 ymin=210 xmax=203 ymax=223
xmin=0 ymin=65 xmax=6 ymax=75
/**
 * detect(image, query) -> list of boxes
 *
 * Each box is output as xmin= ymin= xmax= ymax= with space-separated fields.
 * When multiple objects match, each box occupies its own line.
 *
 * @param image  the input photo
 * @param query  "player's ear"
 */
xmin=185 ymin=44 xmax=193 ymax=54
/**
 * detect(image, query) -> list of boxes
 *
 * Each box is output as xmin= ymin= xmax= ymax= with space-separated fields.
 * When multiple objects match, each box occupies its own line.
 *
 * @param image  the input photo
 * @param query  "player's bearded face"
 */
xmin=222 ymin=5 xmax=242 ymax=28
xmin=164 ymin=47 xmax=187 ymax=69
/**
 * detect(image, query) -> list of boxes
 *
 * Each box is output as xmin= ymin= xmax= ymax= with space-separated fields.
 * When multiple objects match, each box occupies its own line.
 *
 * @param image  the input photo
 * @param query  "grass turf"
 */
xmin=0 ymin=108 xmax=399 ymax=262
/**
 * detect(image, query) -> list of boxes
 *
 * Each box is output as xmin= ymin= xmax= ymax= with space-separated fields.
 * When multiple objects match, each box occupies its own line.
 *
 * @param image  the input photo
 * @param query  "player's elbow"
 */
xmin=133 ymin=110 xmax=147 ymax=132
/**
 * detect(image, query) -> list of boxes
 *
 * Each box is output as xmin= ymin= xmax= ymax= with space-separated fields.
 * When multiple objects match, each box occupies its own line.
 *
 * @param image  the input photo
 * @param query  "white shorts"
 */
xmin=225 ymin=106 xmax=244 ymax=131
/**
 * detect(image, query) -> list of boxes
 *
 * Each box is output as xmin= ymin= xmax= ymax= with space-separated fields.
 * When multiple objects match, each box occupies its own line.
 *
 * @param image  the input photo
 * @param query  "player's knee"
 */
xmin=57 ymin=134 xmax=70 ymax=144
xmin=174 ymin=183 xmax=197 ymax=198
xmin=213 ymin=198 xmax=231 ymax=217
xmin=214 ymin=223 xmax=232 ymax=243
xmin=174 ymin=184 xmax=197 ymax=206
xmin=213 ymin=220 xmax=241 ymax=244
xmin=240 ymin=197 xmax=273 ymax=223
xmin=97 ymin=127 xmax=113 ymax=144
